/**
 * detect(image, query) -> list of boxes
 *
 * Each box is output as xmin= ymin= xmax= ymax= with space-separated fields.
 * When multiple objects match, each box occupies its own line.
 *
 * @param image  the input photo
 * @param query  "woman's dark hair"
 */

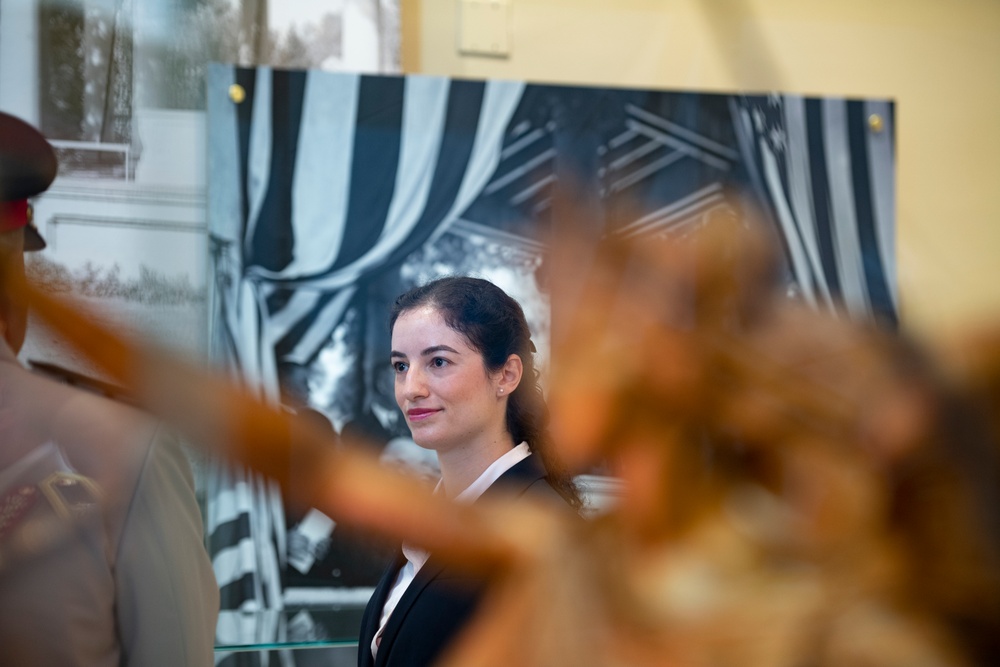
xmin=389 ymin=276 xmax=582 ymax=510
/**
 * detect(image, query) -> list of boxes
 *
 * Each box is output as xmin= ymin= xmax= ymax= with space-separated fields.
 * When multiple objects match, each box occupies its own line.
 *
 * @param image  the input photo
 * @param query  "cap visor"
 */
xmin=24 ymin=224 xmax=46 ymax=251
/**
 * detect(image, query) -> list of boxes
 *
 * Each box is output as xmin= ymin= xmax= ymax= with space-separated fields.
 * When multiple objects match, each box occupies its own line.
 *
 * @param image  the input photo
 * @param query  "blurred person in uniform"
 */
xmin=0 ymin=111 xmax=219 ymax=665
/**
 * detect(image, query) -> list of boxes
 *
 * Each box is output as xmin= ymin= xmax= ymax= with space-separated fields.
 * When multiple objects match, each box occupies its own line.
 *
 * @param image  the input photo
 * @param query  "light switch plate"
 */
xmin=458 ymin=0 xmax=511 ymax=58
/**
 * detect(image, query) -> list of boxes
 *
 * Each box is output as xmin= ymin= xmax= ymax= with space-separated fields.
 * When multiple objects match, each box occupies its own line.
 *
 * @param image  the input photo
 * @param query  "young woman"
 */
xmin=357 ymin=276 xmax=581 ymax=667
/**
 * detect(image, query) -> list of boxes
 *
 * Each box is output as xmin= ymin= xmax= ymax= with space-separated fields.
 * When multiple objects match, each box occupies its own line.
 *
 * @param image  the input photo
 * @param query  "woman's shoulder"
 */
xmin=486 ymin=454 xmax=581 ymax=514
xmin=529 ymin=476 xmax=575 ymax=505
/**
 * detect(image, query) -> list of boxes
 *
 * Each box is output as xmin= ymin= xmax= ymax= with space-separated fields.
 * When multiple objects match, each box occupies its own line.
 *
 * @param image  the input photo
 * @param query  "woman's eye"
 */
xmin=431 ymin=357 xmax=448 ymax=368
xmin=392 ymin=361 xmax=408 ymax=373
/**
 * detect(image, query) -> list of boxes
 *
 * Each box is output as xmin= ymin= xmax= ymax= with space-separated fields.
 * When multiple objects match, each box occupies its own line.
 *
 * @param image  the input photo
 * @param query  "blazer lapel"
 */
xmin=372 ymin=554 xmax=447 ymax=666
xmin=359 ymin=550 xmax=406 ymax=667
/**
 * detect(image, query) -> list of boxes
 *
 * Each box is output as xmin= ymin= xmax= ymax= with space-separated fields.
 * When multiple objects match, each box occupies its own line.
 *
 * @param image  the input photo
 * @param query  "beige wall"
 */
xmin=401 ymin=0 xmax=1000 ymax=341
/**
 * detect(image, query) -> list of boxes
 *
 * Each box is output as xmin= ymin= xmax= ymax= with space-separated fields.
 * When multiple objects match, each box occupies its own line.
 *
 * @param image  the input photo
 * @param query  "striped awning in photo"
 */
xmin=732 ymin=94 xmax=897 ymax=325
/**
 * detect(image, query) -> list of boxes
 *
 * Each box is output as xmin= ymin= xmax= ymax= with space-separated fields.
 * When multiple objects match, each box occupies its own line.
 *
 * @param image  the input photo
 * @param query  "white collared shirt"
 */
xmin=371 ymin=442 xmax=532 ymax=659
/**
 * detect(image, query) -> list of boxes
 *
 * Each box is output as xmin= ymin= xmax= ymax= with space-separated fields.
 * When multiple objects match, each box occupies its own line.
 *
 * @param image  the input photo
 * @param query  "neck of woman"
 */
xmin=437 ymin=432 xmax=516 ymax=498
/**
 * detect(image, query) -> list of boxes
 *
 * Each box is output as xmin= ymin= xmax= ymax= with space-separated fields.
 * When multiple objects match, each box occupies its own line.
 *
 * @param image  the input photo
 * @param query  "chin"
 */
xmin=411 ymin=431 xmax=453 ymax=454
xmin=411 ymin=438 xmax=436 ymax=451
xmin=407 ymin=430 xmax=438 ymax=451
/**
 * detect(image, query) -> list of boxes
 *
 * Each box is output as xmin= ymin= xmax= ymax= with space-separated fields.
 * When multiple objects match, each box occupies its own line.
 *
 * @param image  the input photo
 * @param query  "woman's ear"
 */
xmin=497 ymin=354 xmax=523 ymax=397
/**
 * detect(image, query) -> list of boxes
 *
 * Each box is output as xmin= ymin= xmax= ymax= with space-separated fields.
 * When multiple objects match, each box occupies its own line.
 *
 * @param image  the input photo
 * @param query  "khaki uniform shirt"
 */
xmin=0 ymin=340 xmax=219 ymax=666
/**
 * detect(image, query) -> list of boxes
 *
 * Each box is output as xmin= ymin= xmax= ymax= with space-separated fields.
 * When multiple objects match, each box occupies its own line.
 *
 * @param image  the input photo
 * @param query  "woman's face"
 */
xmin=390 ymin=305 xmax=506 ymax=455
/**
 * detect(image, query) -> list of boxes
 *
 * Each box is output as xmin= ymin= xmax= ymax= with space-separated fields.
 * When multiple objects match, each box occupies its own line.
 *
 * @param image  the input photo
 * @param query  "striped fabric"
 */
xmin=731 ymin=94 xmax=897 ymax=324
xmin=203 ymin=69 xmax=897 ymax=617
xmin=205 ymin=64 xmax=524 ymax=611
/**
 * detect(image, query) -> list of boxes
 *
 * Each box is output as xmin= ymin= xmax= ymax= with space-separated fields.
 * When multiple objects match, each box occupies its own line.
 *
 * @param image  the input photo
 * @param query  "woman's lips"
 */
xmin=407 ymin=408 xmax=440 ymax=421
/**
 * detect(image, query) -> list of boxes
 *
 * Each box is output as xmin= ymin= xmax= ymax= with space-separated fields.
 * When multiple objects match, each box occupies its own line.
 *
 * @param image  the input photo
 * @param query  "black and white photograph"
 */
xmin=205 ymin=63 xmax=897 ymax=624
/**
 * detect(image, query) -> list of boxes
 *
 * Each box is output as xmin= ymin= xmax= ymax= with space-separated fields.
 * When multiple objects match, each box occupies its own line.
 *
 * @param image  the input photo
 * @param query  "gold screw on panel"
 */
xmin=868 ymin=113 xmax=884 ymax=133
xmin=229 ymin=84 xmax=246 ymax=104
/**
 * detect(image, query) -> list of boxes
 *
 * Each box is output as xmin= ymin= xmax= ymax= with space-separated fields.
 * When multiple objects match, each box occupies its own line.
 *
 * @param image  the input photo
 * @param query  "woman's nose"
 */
xmin=401 ymin=368 xmax=428 ymax=399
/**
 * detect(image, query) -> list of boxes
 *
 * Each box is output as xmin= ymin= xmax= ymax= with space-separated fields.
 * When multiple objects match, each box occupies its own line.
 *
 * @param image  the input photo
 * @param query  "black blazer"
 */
xmin=357 ymin=455 xmax=568 ymax=667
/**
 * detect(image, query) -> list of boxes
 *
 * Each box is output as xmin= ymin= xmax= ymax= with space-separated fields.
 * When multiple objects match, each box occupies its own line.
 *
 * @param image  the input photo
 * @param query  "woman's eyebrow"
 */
xmin=421 ymin=345 xmax=460 ymax=356
xmin=389 ymin=345 xmax=460 ymax=359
